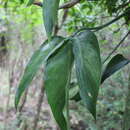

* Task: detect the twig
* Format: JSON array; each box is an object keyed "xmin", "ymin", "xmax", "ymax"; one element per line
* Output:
[
  {"xmin": 113, "ymin": 23, "xmax": 126, "ymax": 34},
  {"xmin": 72, "ymin": 9, "xmax": 130, "ymax": 36},
  {"xmin": 19, "ymin": 90, "xmax": 28, "ymax": 112},
  {"xmin": 123, "ymin": 70, "xmax": 130, "ymax": 130},
  {"xmin": 4, "ymin": 71, "xmax": 13, "ymax": 130},
  {"xmin": 54, "ymin": 24, "xmax": 59, "ymax": 35},
  {"xmin": 116, "ymin": 1, "xmax": 130, "ymax": 11},
  {"xmin": 103, "ymin": 31, "xmax": 130, "ymax": 63},
  {"xmin": 60, "ymin": 9, "xmax": 69, "ymax": 29},
  {"xmin": 54, "ymin": 9, "xmax": 69, "ymax": 35},
  {"xmin": 4, "ymin": 56, "xmax": 14, "ymax": 130},
  {"xmin": 33, "ymin": 0, "xmax": 81, "ymax": 9},
  {"xmin": 33, "ymin": 83, "xmax": 44, "ymax": 130},
  {"xmin": 33, "ymin": 2, "xmax": 42, "ymax": 7},
  {"xmin": 59, "ymin": 0, "xmax": 80, "ymax": 9}
]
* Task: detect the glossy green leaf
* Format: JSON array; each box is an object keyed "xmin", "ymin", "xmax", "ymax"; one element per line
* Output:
[
  {"xmin": 15, "ymin": 36, "xmax": 64, "ymax": 109},
  {"xmin": 101, "ymin": 54, "xmax": 130, "ymax": 83},
  {"xmin": 44, "ymin": 42, "xmax": 73, "ymax": 130},
  {"xmin": 43, "ymin": 0, "xmax": 60, "ymax": 39},
  {"xmin": 27, "ymin": 0, "xmax": 35, "ymax": 6},
  {"xmin": 72, "ymin": 30, "xmax": 102, "ymax": 119}
]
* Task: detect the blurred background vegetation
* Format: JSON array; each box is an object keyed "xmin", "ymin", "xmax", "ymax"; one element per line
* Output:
[{"xmin": 0, "ymin": 0, "xmax": 130, "ymax": 129}]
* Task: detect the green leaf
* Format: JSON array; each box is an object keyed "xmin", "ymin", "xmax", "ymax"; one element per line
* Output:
[
  {"xmin": 70, "ymin": 54, "xmax": 130, "ymax": 102},
  {"xmin": 43, "ymin": 0, "xmax": 60, "ymax": 39},
  {"xmin": 101, "ymin": 54, "xmax": 130, "ymax": 83},
  {"xmin": 44, "ymin": 42, "xmax": 73, "ymax": 130},
  {"xmin": 72, "ymin": 30, "xmax": 102, "ymax": 119},
  {"xmin": 27, "ymin": 0, "xmax": 35, "ymax": 6},
  {"xmin": 15, "ymin": 36, "xmax": 64, "ymax": 109}
]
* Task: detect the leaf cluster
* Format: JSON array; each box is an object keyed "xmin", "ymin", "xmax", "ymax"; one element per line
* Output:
[{"xmin": 13, "ymin": 0, "xmax": 130, "ymax": 129}]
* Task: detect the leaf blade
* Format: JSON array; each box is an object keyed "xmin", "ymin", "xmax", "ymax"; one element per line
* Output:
[
  {"xmin": 101, "ymin": 54, "xmax": 130, "ymax": 83},
  {"xmin": 44, "ymin": 42, "xmax": 73, "ymax": 130},
  {"xmin": 72, "ymin": 30, "xmax": 102, "ymax": 118},
  {"xmin": 70, "ymin": 54, "xmax": 130, "ymax": 102},
  {"xmin": 15, "ymin": 36, "xmax": 64, "ymax": 109},
  {"xmin": 43, "ymin": 0, "xmax": 60, "ymax": 39}
]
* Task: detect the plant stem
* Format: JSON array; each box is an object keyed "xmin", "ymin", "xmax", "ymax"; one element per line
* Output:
[
  {"xmin": 122, "ymin": 70, "xmax": 130, "ymax": 130},
  {"xmin": 33, "ymin": 83, "xmax": 44, "ymax": 130},
  {"xmin": 4, "ymin": 73, "xmax": 12, "ymax": 130},
  {"xmin": 73, "ymin": 9, "xmax": 130, "ymax": 36},
  {"xmin": 103, "ymin": 31, "xmax": 130, "ymax": 63},
  {"xmin": 33, "ymin": 0, "xmax": 81, "ymax": 9},
  {"xmin": 19, "ymin": 89, "xmax": 28, "ymax": 112}
]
